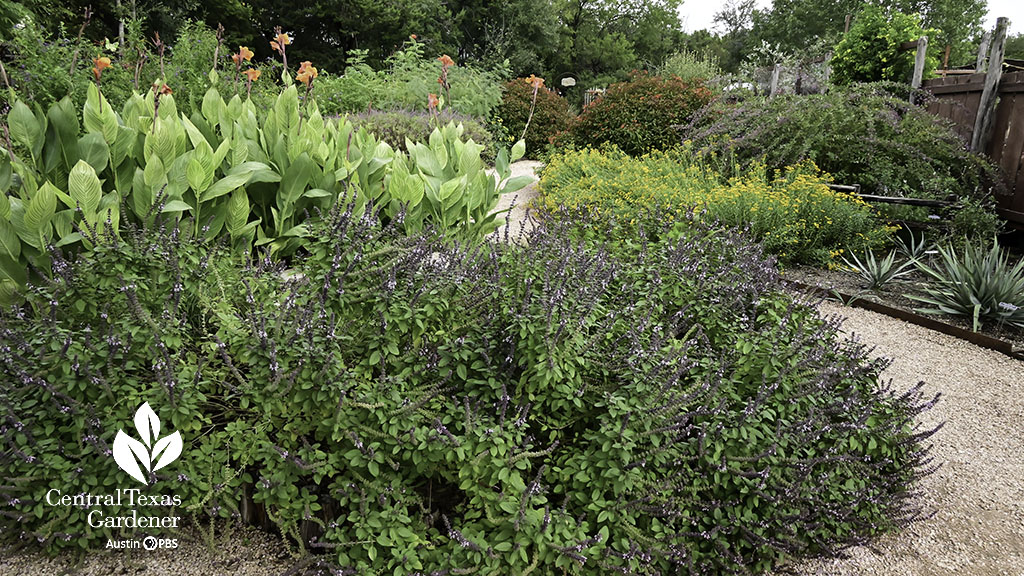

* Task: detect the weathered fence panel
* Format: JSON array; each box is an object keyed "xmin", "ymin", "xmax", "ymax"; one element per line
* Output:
[{"xmin": 923, "ymin": 69, "xmax": 1024, "ymax": 225}]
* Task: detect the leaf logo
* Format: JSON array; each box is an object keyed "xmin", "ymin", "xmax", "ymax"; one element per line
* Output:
[{"xmin": 112, "ymin": 402, "xmax": 183, "ymax": 485}]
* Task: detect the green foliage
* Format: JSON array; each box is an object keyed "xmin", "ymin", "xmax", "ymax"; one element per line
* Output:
[
  {"xmin": 750, "ymin": 0, "xmax": 984, "ymax": 64},
  {"xmin": 348, "ymin": 109, "xmax": 497, "ymax": 164},
  {"xmin": 909, "ymin": 238, "xmax": 1024, "ymax": 331},
  {"xmin": 311, "ymin": 41, "xmax": 505, "ymax": 131},
  {"xmin": 831, "ymin": 6, "xmax": 938, "ymax": 85},
  {"xmin": 538, "ymin": 146, "xmax": 889, "ymax": 266},
  {"xmin": 315, "ymin": 40, "xmax": 506, "ymax": 119},
  {"xmin": 0, "ymin": 18, "xmax": 273, "ymax": 116},
  {"xmin": 685, "ymin": 83, "xmax": 1002, "ymax": 240},
  {"xmin": 562, "ymin": 73, "xmax": 713, "ymax": 156},
  {"xmin": 496, "ymin": 79, "xmax": 574, "ymax": 160},
  {"xmin": 0, "ymin": 81, "xmax": 528, "ymax": 300},
  {"xmin": 659, "ymin": 49, "xmax": 723, "ymax": 83},
  {"xmin": 1, "ymin": 209, "xmax": 934, "ymax": 574},
  {"xmin": 1006, "ymin": 33, "xmax": 1024, "ymax": 61},
  {"xmin": 842, "ymin": 248, "xmax": 915, "ymax": 290},
  {"xmin": 893, "ymin": 226, "xmax": 934, "ymax": 261}
]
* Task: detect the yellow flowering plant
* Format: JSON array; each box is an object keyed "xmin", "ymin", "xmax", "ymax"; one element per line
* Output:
[{"xmin": 538, "ymin": 145, "xmax": 890, "ymax": 266}]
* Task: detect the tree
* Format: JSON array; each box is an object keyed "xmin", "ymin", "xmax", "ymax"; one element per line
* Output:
[
  {"xmin": 553, "ymin": 0, "xmax": 685, "ymax": 85},
  {"xmin": 441, "ymin": 0, "xmax": 560, "ymax": 76},
  {"xmin": 713, "ymin": 0, "xmax": 757, "ymax": 72},
  {"xmin": 246, "ymin": 0, "xmax": 448, "ymax": 73},
  {"xmin": 751, "ymin": 0, "xmax": 862, "ymax": 55},
  {"xmin": 893, "ymin": 0, "xmax": 986, "ymax": 67},
  {"xmin": 831, "ymin": 5, "xmax": 938, "ymax": 85},
  {"xmin": 1006, "ymin": 34, "xmax": 1024, "ymax": 60},
  {"xmin": 752, "ymin": 0, "xmax": 986, "ymax": 65}
]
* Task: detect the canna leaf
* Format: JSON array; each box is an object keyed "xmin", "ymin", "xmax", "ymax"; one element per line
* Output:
[
  {"xmin": 9, "ymin": 101, "xmax": 44, "ymax": 160},
  {"xmin": 0, "ymin": 218, "xmax": 20, "ymax": 260},
  {"xmin": 226, "ymin": 188, "xmax": 249, "ymax": 238},
  {"xmin": 82, "ymin": 83, "xmax": 119, "ymax": 144},
  {"xmin": 187, "ymin": 140, "xmax": 215, "ymax": 195},
  {"xmin": 24, "ymin": 182, "xmax": 57, "ymax": 234},
  {"xmin": 78, "ymin": 133, "xmax": 110, "ymax": 174},
  {"xmin": 510, "ymin": 139, "xmax": 526, "ymax": 163},
  {"xmin": 68, "ymin": 160, "xmax": 102, "ymax": 219}
]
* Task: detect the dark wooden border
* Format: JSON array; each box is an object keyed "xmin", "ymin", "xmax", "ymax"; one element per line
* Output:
[{"xmin": 783, "ymin": 279, "xmax": 1024, "ymax": 361}]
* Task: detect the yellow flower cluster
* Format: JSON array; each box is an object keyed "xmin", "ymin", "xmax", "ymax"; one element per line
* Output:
[{"xmin": 539, "ymin": 148, "xmax": 890, "ymax": 266}]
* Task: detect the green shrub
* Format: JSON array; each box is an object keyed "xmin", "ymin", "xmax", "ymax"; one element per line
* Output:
[
  {"xmin": 909, "ymin": 237, "xmax": 1024, "ymax": 331},
  {"xmin": 348, "ymin": 109, "xmax": 496, "ymax": 164},
  {"xmin": 496, "ymin": 78, "xmax": 574, "ymax": 159},
  {"xmin": 0, "ymin": 17, "xmax": 289, "ymax": 121},
  {"xmin": 314, "ymin": 40, "xmax": 506, "ymax": 118},
  {"xmin": 659, "ymin": 49, "xmax": 723, "ymax": 83},
  {"xmin": 832, "ymin": 6, "xmax": 939, "ymax": 85},
  {"xmin": 685, "ymin": 83, "xmax": 1002, "ymax": 240},
  {"xmin": 1, "ymin": 210, "xmax": 935, "ymax": 574},
  {"xmin": 562, "ymin": 72, "xmax": 713, "ymax": 155},
  {"xmin": 539, "ymin": 146, "xmax": 890, "ymax": 266}
]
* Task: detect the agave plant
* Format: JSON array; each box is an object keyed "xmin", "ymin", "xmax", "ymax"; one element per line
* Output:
[
  {"xmin": 893, "ymin": 226, "xmax": 934, "ymax": 261},
  {"xmin": 908, "ymin": 238, "xmax": 1024, "ymax": 331},
  {"xmin": 842, "ymin": 248, "xmax": 915, "ymax": 290}
]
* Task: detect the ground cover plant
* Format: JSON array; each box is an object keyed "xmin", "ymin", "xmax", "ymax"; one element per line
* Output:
[
  {"xmin": 0, "ymin": 207, "xmax": 936, "ymax": 574},
  {"xmin": 538, "ymin": 146, "xmax": 890, "ymax": 266},
  {"xmin": 683, "ymin": 82, "xmax": 1002, "ymax": 240}
]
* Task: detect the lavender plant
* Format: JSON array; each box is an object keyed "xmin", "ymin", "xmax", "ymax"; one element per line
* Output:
[{"xmin": 1, "ymin": 209, "xmax": 937, "ymax": 574}]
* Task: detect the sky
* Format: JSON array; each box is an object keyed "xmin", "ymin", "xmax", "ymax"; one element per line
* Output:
[{"xmin": 680, "ymin": 0, "xmax": 1024, "ymax": 35}]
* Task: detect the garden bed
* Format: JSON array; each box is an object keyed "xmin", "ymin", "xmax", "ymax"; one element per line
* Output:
[{"xmin": 781, "ymin": 265, "xmax": 1024, "ymax": 359}]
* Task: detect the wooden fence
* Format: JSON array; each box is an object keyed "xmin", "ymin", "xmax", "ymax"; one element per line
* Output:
[{"xmin": 923, "ymin": 70, "xmax": 1024, "ymax": 225}]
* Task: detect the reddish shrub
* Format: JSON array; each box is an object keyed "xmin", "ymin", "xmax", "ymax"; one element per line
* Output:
[
  {"xmin": 496, "ymin": 78, "xmax": 574, "ymax": 159},
  {"xmin": 566, "ymin": 72, "xmax": 713, "ymax": 155}
]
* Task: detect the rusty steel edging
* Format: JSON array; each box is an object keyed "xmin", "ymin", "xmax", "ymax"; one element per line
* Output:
[{"xmin": 783, "ymin": 279, "xmax": 1024, "ymax": 361}]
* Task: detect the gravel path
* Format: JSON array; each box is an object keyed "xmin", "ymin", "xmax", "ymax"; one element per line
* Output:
[
  {"xmin": 0, "ymin": 522, "xmax": 299, "ymax": 575},
  {"xmin": 790, "ymin": 300, "xmax": 1024, "ymax": 576},
  {"xmin": 490, "ymin": 160, "xmax": 543, "ymax": 240}
]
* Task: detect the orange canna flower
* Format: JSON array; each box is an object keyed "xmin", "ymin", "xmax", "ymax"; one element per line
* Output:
[
  {"xmin": 428, "ymin": 93, "xmax": 439, "ymax": 109},
  {"xmin": 245, "ymin": 68, "xmax": 261, "ymax": 82},
  {"xmin": 92, "ymin": 55, "xmax": 111, "ymax": 81},
  {"xmin": 526, "ymin": 74, "xmax": 544, "ymax": 90},
  {"xmin": 437, "ymin": 54, "xmax": 455, "ymax": 68},
  {"xmin": 239, "ymin": 46, "xmax": 254, "ymax": 61},
  {"xmin": 232, "ymin": 53, "xmax": 241, "ymax": 64},
  {"xmin": 275, "ymin": 32, "xmax": 291, "ymax": 47},
  {"xmin": 270, "ymin": 40, "xmax": 280, "ymax": 52},
  {"xmin": 153, "ymin": 83, "xmax": 172, "ymax": 96},
  {"xmin": 296, "ymin": 61, "xmax": 318, "ymax": 85}
]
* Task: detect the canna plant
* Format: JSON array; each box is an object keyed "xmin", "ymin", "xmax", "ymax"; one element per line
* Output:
[{"xmin": 0, "ymin": 54, "xmax": 529, "ymax": 300}]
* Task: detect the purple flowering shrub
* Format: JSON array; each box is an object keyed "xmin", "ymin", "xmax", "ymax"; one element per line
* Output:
[
  {"xmin": 682, "ymin": 82, "xmax": 1002, "ymax": 239},
  {"xmin": 1, "ymin": 208, "xmax": 937, "ymax": 574}
]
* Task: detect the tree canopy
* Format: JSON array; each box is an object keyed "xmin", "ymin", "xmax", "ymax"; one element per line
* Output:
[{"xmin": 1, "ymin": 0, "xmax": 994, "ymax": 86}]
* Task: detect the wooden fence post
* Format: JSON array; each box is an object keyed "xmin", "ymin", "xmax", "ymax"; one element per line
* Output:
[
  {"xmin": 911, "ymin": 36, "xmax": 928, "ymax": 89},
  {"xmin": 976, "ymin": 31, "xmax": 992, "ymax": 72},
  {"xmin": 971, "ymin": 17, "xmax": 1008, "ymax": 153},
  {"xmin": 769, "ymin": 63, "xmax": 781, "ymax": 96}
]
